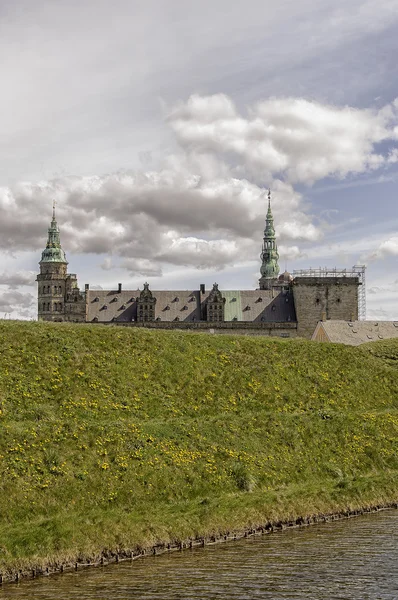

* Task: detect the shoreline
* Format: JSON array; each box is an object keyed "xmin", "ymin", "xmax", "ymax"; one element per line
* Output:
[{"xmin": 2, "ymin": 501, "xmax": 397, "ymax": 587}]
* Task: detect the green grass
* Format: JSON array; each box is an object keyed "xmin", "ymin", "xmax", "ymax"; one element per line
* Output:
[{"xmin": 0, "ymin": 320, "xmax": 397, "ymax": 574}]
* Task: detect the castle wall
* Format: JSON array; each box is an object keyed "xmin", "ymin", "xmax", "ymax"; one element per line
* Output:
[
  {"xmin": 293, "ymin": 277, "xmax": 359, "ymax": 338},
  {"xmin": 37, "ymin": 264, "xmax": 68, "ymax": 322},
  {"xmin": 97, "ymin": 320, "xmax": 298, "ymax": 338}
]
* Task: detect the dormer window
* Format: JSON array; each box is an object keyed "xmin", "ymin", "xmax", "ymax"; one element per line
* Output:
[
  {"xmin": 173, "ymin": 297, "xmax": 179, "ymax": 302},
  {"xmin": 94, "ymin": 296, "xmax": 99, "ymax": 302},
  {"xmin": 182, "ymin": 305, "xmax": 188, "ymax": 311}
]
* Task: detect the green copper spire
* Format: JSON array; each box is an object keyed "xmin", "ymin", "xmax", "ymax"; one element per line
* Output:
[
  {"xmin": 40, "ymin": 202, "xmax": 68, "ymax": 264},
  {"xmin": 259, "ymin": 190, "xmax": 279, "ymax": 288}
]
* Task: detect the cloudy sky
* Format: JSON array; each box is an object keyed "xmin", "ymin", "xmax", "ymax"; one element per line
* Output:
[{"xmin": 1, "ymin": 0, "xmax": 398, "ymax": 320}]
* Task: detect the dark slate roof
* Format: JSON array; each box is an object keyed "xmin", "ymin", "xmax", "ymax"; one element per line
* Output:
[{"xmin": 86, "ymin": 288, "xmax": 296, "ymax": 323}]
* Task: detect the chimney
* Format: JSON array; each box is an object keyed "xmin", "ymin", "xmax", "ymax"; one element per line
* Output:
[
  {"xmin": 321, "ymin": 311, "xmax": 326, "ymax": 321},
  {"xmin": 85, "ymin": 283, "xmax": 89, "ymax": 291},
  {"xmin": 200, "ymin": 283, "xmax": 205, "ymax": 294},
  {"xmin": 118, "ymin": 283, "xmax": 122, "ymax": 293}
]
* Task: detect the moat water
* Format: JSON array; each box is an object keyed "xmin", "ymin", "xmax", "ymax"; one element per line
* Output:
[{"xmin": 1, "ymin": 510, "xmax": 397, "ymax": 599}]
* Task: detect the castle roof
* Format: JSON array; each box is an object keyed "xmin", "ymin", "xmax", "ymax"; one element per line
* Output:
[
  {"xmin": 312, "ymin": 320, "xmax": 398, "ymax": 346},
  {"xmin": 39, "ymin": 204, "xmax": 68, "ymax": 264},
  {"xmin": 86, "ymin": 288, "xmax": 296, "ymax": 324}
]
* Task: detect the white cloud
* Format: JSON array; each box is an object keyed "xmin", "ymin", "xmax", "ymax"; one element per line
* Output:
[
  {"xmin": 378, "ymin": 236, "xmax": 398, "ymax": 256},
  {"xmin": 0, "ymin": 270, "xmax": 36, "ymax": 288},
  {"xmin": 0, "ymin": 169, "xmax": 319, "ymax": 266},
  {"xmin": 169, "ymin": 94, "xmax": 398, "ymax": 184},
  {"xmin": 366, "ymin": 235, "xmax": 398, "ymax": 261},
  {"xmin": 0, "ymin": 290, "xmax": 35, "ymax": 316}
]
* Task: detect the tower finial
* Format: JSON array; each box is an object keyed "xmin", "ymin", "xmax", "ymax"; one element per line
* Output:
[
  {"xmin": 267, "ymin": 189, "xmax": 271, "ymax": 210},
  {"xmin": 52, "ymin": 200, "xmax": 56, "ymax": 220}
]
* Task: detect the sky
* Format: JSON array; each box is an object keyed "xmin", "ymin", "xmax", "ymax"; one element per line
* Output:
[{"xmin": 0, "ymin": 0, "xmax": 397, "ymax": 320}]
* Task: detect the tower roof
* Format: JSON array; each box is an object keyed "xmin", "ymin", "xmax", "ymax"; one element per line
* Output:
[
  {"xmin": 39, "ymin": 202, "xmax": 68, "ymax": 264},
  {"xmin": 259, "ymin": 190, "xmax": 280, "ymax": 287}
]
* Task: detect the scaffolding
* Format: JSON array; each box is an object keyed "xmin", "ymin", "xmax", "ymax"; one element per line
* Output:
[{"xmin": 292, "ymin": 265, "xmax": 366, "ymax": 321}]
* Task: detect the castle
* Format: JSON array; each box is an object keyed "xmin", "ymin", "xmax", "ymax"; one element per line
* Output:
[{"xmin": 36, "ymin": 193, "xmax": 361, "ymax": 339}]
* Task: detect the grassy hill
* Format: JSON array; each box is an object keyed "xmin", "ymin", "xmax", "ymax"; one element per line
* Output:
[{"xmin": 0, "ymin": 321, "xmax": 397, "ymax": 575}]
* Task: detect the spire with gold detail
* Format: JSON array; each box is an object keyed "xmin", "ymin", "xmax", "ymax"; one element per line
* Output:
[
  {"xmin": 259, "ymin": 190, "xmax": 279, "ymax": 289},
  {"xmin": 39, "ymin": 202, "xmax": 68, "ymax": 264}
]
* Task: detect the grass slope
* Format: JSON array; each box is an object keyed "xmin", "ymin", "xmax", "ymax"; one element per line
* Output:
[{"xmin": 0, "ymin": 321, "xmax": 397, "ymax": 573}]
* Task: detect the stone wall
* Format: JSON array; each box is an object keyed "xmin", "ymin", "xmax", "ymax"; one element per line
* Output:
[
  {"xmin": 96, "ymin": 320, "xmax": 298, "ymax": 338},
  {"xmin": 293, "ymin": 277, "xmax": 359, "ymax": 338}
]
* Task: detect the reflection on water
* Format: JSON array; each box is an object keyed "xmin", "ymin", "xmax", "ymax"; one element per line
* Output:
[{"xmin": 1, "ymin": 511, "xmax": 397, "ymax": 599}]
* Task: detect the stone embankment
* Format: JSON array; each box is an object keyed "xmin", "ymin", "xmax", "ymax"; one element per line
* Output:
[{"xmin": 2, "ymin": 503, "xmax": 397, "ymax": 586}]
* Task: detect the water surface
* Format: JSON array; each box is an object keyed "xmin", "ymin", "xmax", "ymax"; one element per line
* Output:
[{"xmin": 1, "ymin": 510, "xmax": 397, "ymax": 599}]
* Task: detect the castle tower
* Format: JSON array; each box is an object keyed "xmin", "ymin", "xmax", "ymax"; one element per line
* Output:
[
  {"xmin": 259, "ymin": 190, "xmax": 280, "ymax": 289},
  {"xmin": 36, "ymin": 204, "xmax": 68, "ymax": 321}
]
